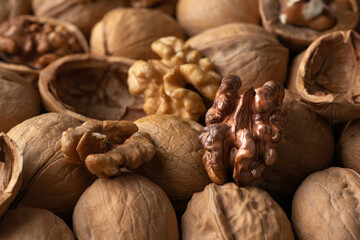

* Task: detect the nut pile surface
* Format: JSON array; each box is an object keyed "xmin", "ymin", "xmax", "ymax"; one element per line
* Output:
[{"xmin": 0, "ymin": 1, "xmax": 359, "ymax": 240}]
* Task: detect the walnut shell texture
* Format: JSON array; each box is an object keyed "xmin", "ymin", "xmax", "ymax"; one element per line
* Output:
[
  {"xmin": 0, "ymin": 133, "xmax": 22, "ymax": 218},
  {"xmin": 134, "ymin": 114, "xmax": 211, "ymax": 202},
  {"xmin": 288, "ymin": 30, "xmax": 360, "ymax": 121},
  {"xmin": 0, "ymin": 207, "xmax": 74, "ymax": 240},
  {"xmin": 0, "ymin": 68, "xmax": 40, "ymax": 132},
  {"xmin": 73, "ymin": 173, "xmax": 179, "ymax": 240},
  {"xmin": 182, "ymin": 183, "xmax": 295, "ymax": 240},
  {"xmin": 90, "ymin": 8, "xmax": 184, "ymax": 60},
  {"xmin": 7, "ymin": 113, "xmax": 97, "ymax": 222},
  {"xmin": 39, "ymin": 54, "xmax": 145, "ymax": 122},
  {"xmin": 292, "ymin": 167, "xmax": 360, "ymax": 240},
  {"xmin": 176, "ymin": 0, "xmax": 260, "ymax": 36},
  {"xmin": 187, "ymin": 23, "xmax": 289, "ymax": 93}
]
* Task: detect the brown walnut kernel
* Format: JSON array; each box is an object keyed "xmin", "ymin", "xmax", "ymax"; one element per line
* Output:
[
  {"xmin": 128, "ymin": 36, "xmax": 221, "ymax": 121},
  {"xmin": 61, "ymin": 120, "xmax": 156, "ymax": 178},
  {"xmin": 200, "ymin": 75, "xmax": 287, "ymax": 186},
  {"xmin": 0, "ymin": 16, "xmax": 88, "ymax": 69}
]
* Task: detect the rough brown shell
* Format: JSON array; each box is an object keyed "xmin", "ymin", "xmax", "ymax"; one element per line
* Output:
[
  {"xmin": 90, "ymin": 8, "xmax": 184, "ymax": 60},
  {"xmin": 0, "ymin": 68, "xmax": 40, "ymax": 132},
  {"xmin": 0, "ymin": 207, "xmax": 74, "ymax": 240},
  {"xmin": 38, "ymin": 54, "xmax": 145, "ymax": 122},
  {"xmin": 0, "ymin": 133, "xmax": 22, "ymax": 218},
  {"xmin": 73, "ymin": 173, "xmax": 179, "ymax": 240},
  {"xmin": 182, "ymin": 183, "xmax": 295, "ymax": 240},
  {"xmin": 292, "ymin": 167, "xmax": 360, "ymax": 240},
  {"xmin": 187, "ymin": 23, "xmax": 289, "ymax": 93},
  {"xmin": 288, "ymin": 30, "xmax": 360, "ymax": 121},
  {"xmin": 7, "ymin": 113, "xmax": 97, "ymax": 222},
  {"xmin": 260, "ymin": 0, "xmax": 359, "ymax": 51},
  {"xmin": 176, "ymin": 0, "xmax": 260, "ymax": 36},
  {"xmin": 0, "ymin": 0, "xmax": 31, "ymax": 24}
]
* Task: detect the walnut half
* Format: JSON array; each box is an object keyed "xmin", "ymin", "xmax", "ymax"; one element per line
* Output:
[
  {"xmin": 61, "ymin": 120, "xmax": 156, "ymax": 178},
  {"xmin": 200, "ymin": 75, "xmax": 287, "ymax": 186}
]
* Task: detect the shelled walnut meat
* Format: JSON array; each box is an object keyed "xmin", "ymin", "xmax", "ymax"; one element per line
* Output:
[
  {"xmin": 260, "ymin": 0, "xmax": 359, "ymax": 51},
  {"xmin": 7, "ymin": 113, "xmax": 97, "ymax": 222},
  {"xmin": 0, "ymin": 68, "xmax": 40, "ymax": 132},
  {"xmin": 288, "ymin": 30, "xmax": 360, "ymax": 121},
  {"xmin": 38, "ymin": 54, "xmax": 145, "ymax": 122},
  {"xmin": 128, "ymin": 36, "xmax": 220, "ymax": 121},
  {"xmin": 61, "ymin": 119, "xmax": 156, "ymax": 178},
  {"xmin": 90, "ymin": 8, "xmax": 184, "ymax": 60},
  {"xmin": 31, "ymin": 0, "xmax": 128, "ymax": 38},
  {"xmin": 201, "ymin": 75, "xmax": 287, "ymax": 186},
  {"xmin": 187, "ymin": 23, "xmax": 289, "ymax": 93},
  {"xmin": 292, "ymin": 167, "xmax": 360, "ymax": 240},
  {"xmin": 73, "ymin": 173, "xmax": 179, "ymax": 240},
  {"xmin": 337, "ymin": 119, "xmax": 360, "ymax": 174},
  {"xmin": 0, "ymin": 133, "xmax": 22, "ymax": 218},
  {"xmin": 177, "ymin": 0, "xmax": 260, "ymax": 36},
  {"xmin": 182, "ymin": 183, "xmax": 295, "ymax": 240},
  {"xmin": 134, "ymin": 114, "xmax": 211, "ymax": 212},
  {"xmin": 0, "ymin": 207, "xmax": 74, "ymax": 240},
  {"xmin": 0, "ymin": 15, "xmax": 89, "ymax": 86}
]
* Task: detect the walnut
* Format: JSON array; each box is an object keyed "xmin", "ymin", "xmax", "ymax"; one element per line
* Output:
[
  {"xmin": 337, "ymin": 119, "xmax": 360, "ymax": 174},
  {"xmin": 182, "ymin": 183, "xmax": 295, "ymax": 240},
  {"xmin": 31, "ymin": 0, "xmax": 128, "ymax": 38},
  {"xmin": 0, "ymin": 15, "xmax": 89, "ymax": 87},
  {"xmin": 61, "ymin": 120, "xmax": 156, "ymax": 178},
  {"xmin": 292, "ymin": 167, "xmax": 360, "ymax": 240},
  {"xmin": 90, "ymin": 8, "xmax": 184, "ymax": 60},
  {"xmin": 0, "ymin": 68, "xmax": 40, "ymax": 132},
  {"xmin": 130, "ymin": 0, "xmax": 177, "ymax": 15},
  {"xmin": 134, "ymin": 114, "xmax": 211, "ymax": 213},
  {"xmin": 288, "ymin": 30, "xmax": 360, "ymax": 121},
  {"xmin": 187, "ymin": 23, "xmax": 289, "ymax": 93},
  {"xmin": 0, "ymin": 0, "xmax": 31, "ymax": 24},
  {"xmin": 0, "ymin": 133, "xmax": 22, "ymax": 218},
  {"xmin": 38, "ymin": 54, "xmax": 145, "ymax": 122},
  {"xmin": 260, "ymin": 0, "xmax": 359, "ymax": 51},
  {"xmin": 73, "ymin": 173, "xmax": 179, "ymax": 240},
  {"xmin": 200, "ymin": 75, "xmax": 287, "ymax": 186},
  {"xmin": 0, "ymin": 207, "xmax": 75, "ymax": 240},
  {"xmin": 128, "ymin": 36, "xmax": 220, "ymax": 121},
  {"xmin": 7, "ymin": 113, "xmax": 97, "ymax": 223},
  {"xmin": 177, "ymin": 0, "xmax": 260, "ymax": 36}
]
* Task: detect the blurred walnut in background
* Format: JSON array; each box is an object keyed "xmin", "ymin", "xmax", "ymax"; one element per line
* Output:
[{"xmin": 0, "ymin": 0, "xmax": 31, "ymax": 24}]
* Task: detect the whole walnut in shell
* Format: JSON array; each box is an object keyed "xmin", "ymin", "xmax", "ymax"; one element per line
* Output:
[
  {"xmin": 7, "ymin": 113, "xmax": 97, "ymax": 222},
  {"xmin": 288, "ymin": 30, "xmax": 360, "ymax": 121},
  {"xmin": 182, "ymin": 183, "xmax": 295, "ymax": 240},
  {"xmin": 90, "ymin": 8, "xmax": 184, "ymax": 60},
  {"xmin": 292, "ymin": 167, "xmax": 360, "ymax": 240},
  {"xmin": 0, "ymin": 0, "xmax": 31, "ymax": 23},
  {"xmin": 73, "ymin": 173, "xmax": 179, "ymax": 240},
  {"xmin": 260, "ymin": 0, "xmax": 359, "ymax": 51},
  {"xmin": 337, "ymin": 119, "xmax": 360, "ymax": 174},
  {"xmin": 0, "ymin": 207, "xmax": 74, "ymax": 240},
  {"xmin": 0, "ymin": 133, "xmax": 22, "ymax": 218},
  {"xmin": 130, "ymin": 0, "xmax": 177, "ymax": 15},
  {"xmin": 39, "ymin": 54, "xmax": 145, "ymax": 122},
  {"xmin": 187, "ymin": 23, "xmax": 289, "ymax": 93},
  {"xmin": 0, "ymin": 69, "xmax": 40, "ymax": 132},
  {"xmin": 177, "ymin": 0, "xmax": 260, "ymax": 36},
  {"xmin": 0, "ymin": 15, "xmax": 89, "ymax": 86},
  {"xmin": 31, "ymin": 0, "xmax": 128, "ymax": 38},
  {"xmin": 134, "ymin": 114, "xmax": 210, "ymax": 210}
]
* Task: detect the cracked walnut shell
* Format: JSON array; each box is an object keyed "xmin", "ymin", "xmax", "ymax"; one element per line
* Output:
[
  {"xmin": 0, "ymin": 207, "xmax": 74, "ymax": 240},
  {"xmin": 182, "ymin": 183, "xmax": 295, "ymax": 240},
  {"xmin": 7, "ymin": 113, "xmax": 97, "ymax": 222},
  {"xmin": 73, "ymin": 173, "xmax": 179, "ymax": 240},
  {"xmin": 38, "ymin": 54, "xmax": 145, "ymax": 122},
  {"xmin": 61, "ymin": 120, "xmax": 156, "ymax": 178},
  {"xmin": 90, "ymin": 8, "xmax": 184, "ymax": 60},
  {"xmin": 0, "ymin": 133, "xmax": 22, "ymax": 218},
  {"xmin": 292, "ymin": 167, "xmax": 360, "ymax": 240},
  {"xmin": 128, "ymin": 36, "xmax": 220, "ymax": 121}
]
